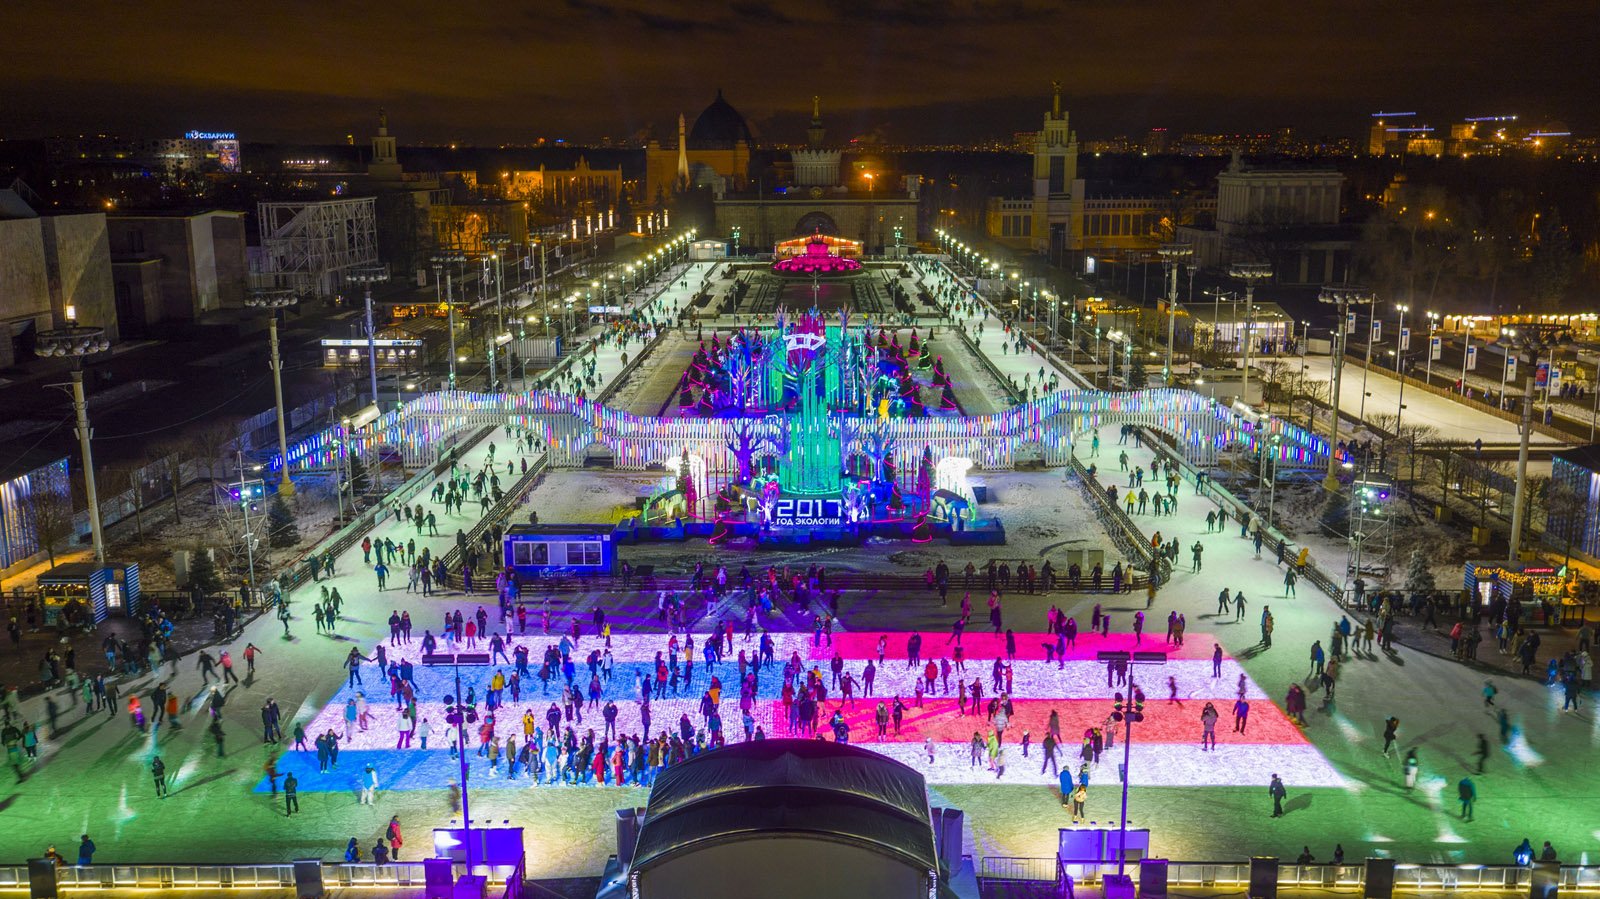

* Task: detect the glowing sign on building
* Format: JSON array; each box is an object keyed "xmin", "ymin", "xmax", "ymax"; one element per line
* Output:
[{"xmin": 186, "ymin": 131, "xmax": 241, "ymax": 172}]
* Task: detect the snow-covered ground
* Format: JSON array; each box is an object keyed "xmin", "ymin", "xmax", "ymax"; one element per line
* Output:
[{"xmin": 1300, "ymin": 353, "xmax": 1559, "ymax": 445}]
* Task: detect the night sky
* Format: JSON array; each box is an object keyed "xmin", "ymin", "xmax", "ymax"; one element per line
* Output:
[{"xmin": 6, "ymin": 0, "xmax": 1596, "ymax": 145}]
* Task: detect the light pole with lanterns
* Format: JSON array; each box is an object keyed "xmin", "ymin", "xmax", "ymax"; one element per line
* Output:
[
  {"xmin": 346, "ymin": 264, "xmax": 390, "ymax": 408},
  {"xmin": 244, "ymin": 289, "xmax": 300, "ymax": 495},
  {"xmin": 1097, "ymin": 650, "xmax": 1167, "ymax": 884},
  {"xmin": 1158, "ymin": 243, "xmax": 1192, "ymax": 385},
  {"xmin": 1229, "ymin": 262, "xmax": 1271, "ymax": 407},
  {"xmin": 1394, "ymin": 303, "xmax": 1410, "ymax": 434},
  {"xmin": 38, "ymin": 320, "xmax": 112, "ymax": 562},
  {"xmin": 1424, "ymin": 310, "xmax": 1440, "ymax": 387},
  {"xmin": 1501, "ymin": 324, "xmax": 1569, "ymax": 561},
  {"xmin": 1317, "ymin": 286, "xmax": 1373, "ymax": 491},
  {"xmin": 431, "ymin": 251, "xmax": 468, "ymax": 389}
]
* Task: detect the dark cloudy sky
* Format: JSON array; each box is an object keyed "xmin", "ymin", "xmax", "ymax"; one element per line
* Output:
[{"xmin": 5, "ymin": 0, "xmax": 1595, "ymax": 145}]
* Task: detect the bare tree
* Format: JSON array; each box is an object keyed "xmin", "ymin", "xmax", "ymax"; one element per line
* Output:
[
  {"xmin": 98, "ymin": 463, "xmax": 145, "ymax": 539},
  {"xmin": 149, "ymin": 443, "xmax": 186, "ymax": 525},
  {"xmin": 1540, "ymin": 476, "xmax": 1589, "ymax": 569},
  {"xmin": 186, "ymin": 418, "xmax": 241, "ymax": 488},
  {"xmin": 27, "ymin": 486, "xmax": 75, "ymax": 570}
]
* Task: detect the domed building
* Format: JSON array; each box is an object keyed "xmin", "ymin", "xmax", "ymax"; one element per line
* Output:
[
  {"xmin": 687, "ymin": 89, "xmax": 755, "ymax": 150},
  {"xmin": 643, "ymin": 90, "xmax": 754, "ymax": 203}
]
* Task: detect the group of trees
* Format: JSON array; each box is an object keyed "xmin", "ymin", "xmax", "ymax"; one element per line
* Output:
[
  {"xmin": 1355, "ymin": 183, "xmax": 1588, "ymax": 315},
  {"xmin": 27, "ymin": 416, "xmax": 309, "ymax": 586}
]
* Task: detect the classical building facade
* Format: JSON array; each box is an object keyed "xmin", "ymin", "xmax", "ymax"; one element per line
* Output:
[
  {"xmin": 707, "ymin": 96, "xmax": 918, "ymax": 252},
  {"xmin": 986, "ymin": 88, "xmax": 1212, "ymax": 259},
  {"xmin": 1177, "ymin": 152, "xmax": 1355, "ymax": 284}
]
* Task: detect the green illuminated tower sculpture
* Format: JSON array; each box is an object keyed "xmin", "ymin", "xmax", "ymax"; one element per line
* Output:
[{"xmin": 771, "ymin": 314, "xmax": 843, "ymax": 495}]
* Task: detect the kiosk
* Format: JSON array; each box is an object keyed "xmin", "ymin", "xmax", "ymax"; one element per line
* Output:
[
  {"xmin": 37, "ymin": 562, "xmax": 140, "ymax": 626},
  {"xmin": 503, "ymin": 524, "xmax": 617, "ymax": 578}
]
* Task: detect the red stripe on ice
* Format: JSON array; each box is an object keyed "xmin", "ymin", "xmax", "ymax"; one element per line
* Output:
[
  {"xmin": 815, "ymin": 631, "xmax": 1221, "ymax": 662},
  {"xmin": 768, "ymin": 698, "xmax": 1308, "ymax": 746}
]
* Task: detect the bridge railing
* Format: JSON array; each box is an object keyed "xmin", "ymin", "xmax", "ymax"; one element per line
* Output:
[{"xmin": 1065, "ymin": 454, "xmax": 1155, "ymax": 576}]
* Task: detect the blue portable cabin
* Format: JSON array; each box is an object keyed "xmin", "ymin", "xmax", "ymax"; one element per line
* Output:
[
  {"xmin": 503, "ymin": 524, "xmax": 618, "ymax": 578},
  {"xmin": 37, "ymin": 561, "xmax": 141, "ymax": 626}
]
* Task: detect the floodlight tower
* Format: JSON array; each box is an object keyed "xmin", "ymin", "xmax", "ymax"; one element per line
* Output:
[
  {"xmin": 346, "ymin": 263, "xmax": 391, "ymax": 408},
  {"xmin": 38, "ymin": 319, "xmax": 112, "ymax": 561},
  {"xmin": 1500, "ymin": 324, "xmax": 1569, "ymax": 561},
  {"xmin": 1316, "ymin": 286, "xmax": 1373, "ymax": 491},
  {"xmin": 1229, "ymin": 262, "xmax": 1272, "ymax": 406},
  {"xmin": 1158, "ymin": 243, "xmax": 1192, "ymax": 386},
  {"xmin": 245, "ymin": 289, "xmax": 300, "ymax": 495}
]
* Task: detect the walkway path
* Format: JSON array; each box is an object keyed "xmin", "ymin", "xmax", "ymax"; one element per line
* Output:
[{"xmin": 1299, "ymin": 354, "xmax": 1559, "ymax": 445}]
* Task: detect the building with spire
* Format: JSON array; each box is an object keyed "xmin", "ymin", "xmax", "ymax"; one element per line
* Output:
[
  {"xmin": 791, "ymin": 95, "xmax": 842, "ymax": 188},
  {"xmin": 986, "ymin": 86, "xmax": 1214, "ymax": 265}
]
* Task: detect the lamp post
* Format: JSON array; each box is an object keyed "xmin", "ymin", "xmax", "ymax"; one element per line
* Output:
[
  {"xmin": 1424, "ymin": 311, "xmax": 1439, "ymax": 387},
  {"xmin": 487, "ymin": 233, "xmax": 512, "ymax": 390},
  {"xmin": 1259, "ymin": 432, "xmax": 1285, "ymax": 529},
  {"xmin": 1357, "ymin": 292, "xmax": 1378, "ymax": 423},
  {"xmin": 1317, "ymin": 286, "xmax": 1373, "ymax": 491},
  {"xmin": 1202, "ymin": 288, "xmax": 1232, "ymax": 356},
  {"xmin": 1394, "ymin": 304, "xmax": 1410, "ymax": 435},
  {"xmin": 38, "ymin": 323, "xmax": 112, "ymax": 562},
  {"xmin": 1229, "ymin": 263, "xmax": 1271, "ymax": 407},
  {"xmin": 245, "ymin": 289, "xmax": 300, "ymax": 495},
  {"xmin": 1158, "ymin": 243, "xmax": 1192, "ymax": 386},
  {"xmin": 1500, "ymin": 324, "xmax": 1569, "ymax": 562},
  {"xmin": 1097, "ymin": 650, "xmax": 1168, "ymax": 882},
  {"xmin": 346, "ymin": 264, "xmax": 391, "ymax": 408},
  {"xmin": 432, "ymin": 252, "xmax": 468, "ymax": 389}
]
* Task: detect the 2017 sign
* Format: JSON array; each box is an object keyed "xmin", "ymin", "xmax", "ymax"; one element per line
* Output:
[{"xmin": 770, "ymin": 497, "xmax": 845, "ymax": 528}]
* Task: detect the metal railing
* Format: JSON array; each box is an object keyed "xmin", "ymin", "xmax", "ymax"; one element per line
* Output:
[
  {"xmin": 0, "ymin": 860, "xmax": 526, "ymax": 892},
  {"xmin": 1066, "ymin": 455, "xmax": 1154, "ymax": 573},
  {"xmin": 974, "ymin": 860, "xmax": 1600, "ymax": 893},
  {"xmin": 979, "ymin": 856, "xmax": 1060, "ymax": 883},
  {"xmin": 277, "ymin": 425, "xmax": 493, "ymax": 598}
]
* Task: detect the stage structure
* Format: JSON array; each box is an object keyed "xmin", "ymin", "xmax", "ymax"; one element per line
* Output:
[{"xmin": 253, "ymin": 197, "xmax": 379, "ymax": 298}]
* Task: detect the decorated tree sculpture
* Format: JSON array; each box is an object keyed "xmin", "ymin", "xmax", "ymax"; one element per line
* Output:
[
  {"xmin": 858, "ymin": 425, "xmax": 898, "ymax": 485},
  {"xmin": 939, "ymin": 382, "xmax": 959, "ymax": 411},
  {"xmin": 914, "ymin": 447, "xmax": 933, "ymax": 503},
  {"xmin": 676, "ymin": 451, "xmax": 699, "ymax": 518},
  {"xmin": 725, "ymin": 419, "xmax": 768, "ymax": 484}
]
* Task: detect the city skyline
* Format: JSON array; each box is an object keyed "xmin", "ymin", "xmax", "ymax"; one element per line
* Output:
[{"xmin": 5, "ymin": 0, "xmax": 1597, "ymax": 145}]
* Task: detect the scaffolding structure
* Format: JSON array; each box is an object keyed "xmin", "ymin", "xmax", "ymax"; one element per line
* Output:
[
  {"xmin": 254, "ymin": 197, "xmax": 378, "ymax": 297},
  {"xmin": 1347, "ymin": 475, "xmax": 1395, "ymax": 581}
]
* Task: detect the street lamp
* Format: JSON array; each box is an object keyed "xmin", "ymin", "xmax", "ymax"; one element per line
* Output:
[
  {"xmin": 1317, "ymin": 286, "xmax": 1374, "ymax": 491},
  {"xmin": 1259, "ymin": 432, "xmax": 1285, "ymax": 529},
  {"xmin": 1229, "ymin": 263, "xmax": 1272, "ymax": 407},
  {"xmin": 346, "ymin": 264, "xmax": 391, "ymax": 408},
  {"xmin": 1097, "ymin": 650, "xmax": 1167, "ymax": 885},
  {"xmin": 432, "ymin": 251, "xmax": 469, "ymax": 388},
  {"xmin": 1500, "ymin": 324, "xmax": 1570, "ymax": 561},
  {"xmin": 1424, "ymin": 311, "xmax": 1440, "ymax": 387},
  {"xmin": 1394, "ymin": 303, "xmax": 1410, "ymax": 434},
  {"xmin": 38, "ymin": 322, "xmax": 112, "ymax": 562},
  {"xmin": 245, "ymin": 289, "xmax": 300, "ymax": 495},
  {"xmin": 1158, "ymin": 243, "xmax": 1192, "ymax": 385}
]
